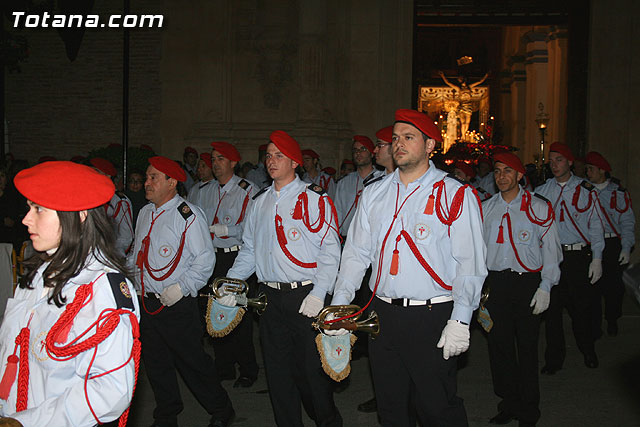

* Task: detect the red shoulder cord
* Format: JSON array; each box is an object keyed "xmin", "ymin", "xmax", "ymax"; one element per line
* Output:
[
  {"xmin": 113, "ymin": 200, "xmax": 134, "ymax": 236},
  {"xmin": 0, "ymin": 313, "xmax": 33, "ymax": 411},
  {"xmin": 211, "ymin": 188, "xmax": 251, "ymax": 240},
  {"xmin": 45, "ymin": 275, "xmax": 141, "ymax": 426},
  {"xmin": 610, "ymin": 189, "xmax": 631, "ymax": 213},
  {"xmin": 595, "ymin": 193, "xmax": 621, "ymax": 238},
  {"xmin": 136, "ymin": 210, "xmax": 194, "ymax": 315},
  {"xmin": 319, "ymin": 175, "xmax": 331, "ymax": 191},
  {"xmin": 274, "ymin": 191, "xmax": 340, "ymax": 268},
  {"xmin": 559, "ymin": 200, "xmax": 591, "ymax": 245},
  {"xmin": 572, "ymin": 185, "xmax": 593, "ymax": 213},
  {"xmin": 426, "ymin": 180, "xmax": 483, "ymax": 234}
]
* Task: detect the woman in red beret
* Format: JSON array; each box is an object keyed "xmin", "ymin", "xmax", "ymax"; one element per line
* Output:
[{"xmin": 0, "ymin": 161, "xmax": 140, "ymax": 426}]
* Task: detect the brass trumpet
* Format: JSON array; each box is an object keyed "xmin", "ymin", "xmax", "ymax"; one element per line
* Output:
[
  {"xmin": 312, "ymin": 304, "xmax": 380, "ymax": 338},
  {"xmin": 200, "ymin": 277, "xmax": 268, "ymax": 315}
]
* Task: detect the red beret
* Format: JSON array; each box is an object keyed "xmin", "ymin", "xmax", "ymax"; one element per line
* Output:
[
  {"xmin": 493, "ymin": 152, "xmax": 526, "ymax": 174},
  {"xmin": 353, "ymin": 135, "xmax": 375, "ymax": 154},
  {"xmin": 269, "ymin": 130, "xmax": 303, "ymax": 165},
  {"xmin": 454, "ymin": 161, "xmax": 476, "ymax": 179},
  {"xmin": 394, "ymin": 109, "xmax": 443, "ymax": 142},
  {"xmin": 90, "ymin": 157, "xmax": 117, "ymax": 177},
  {"xmin": 301, "ymin": 149, "xmax": 320, "ymax": 159},
  {"xmin": 549, "ymin": 142, "xmax": 574, "ymax": 162},
  {"xmin": 200, "ymin": 153, "xmax": 212, "ymax": 169},
  {"xmin": 148, "ymin": 156, "xmax": 187, "ymax": 182},
  {"xmin": 322, "ymin": 167, "xmax": 336, "ymax": 175},
  {"xmin": 258, "ymin": 144, "xmax": 268, "ymax": 151},
  {"xmin": 184, "ymin": 146, "xmax": 197, "ymax": 155},
  {"xmin": 210, "ymin": 141, "xmax": 241, "ymax": 162},
  {"xmin": 14, "ymin": 161, "xmax": 115, "ymax": 211},
  {"xmin": 585, "ymin": 151, "xmax": 611, "ymax": 172},
  {"xmin": 375, "ymin": 126, "xmax": 394, "ymax": 143}
]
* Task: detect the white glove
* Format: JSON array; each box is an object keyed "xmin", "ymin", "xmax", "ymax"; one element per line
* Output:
[
  {"xmin": 159, "ymin": 283, "xmax": 183, "ymax": 307},
  {"xmin": 323, "ymin": 312, "xmax": 349, "ymax": 336},
  {"xmin": 619, "ymin": 251, "xmax": 630, "ymax": 265},
  {"xmin": 217, "ymin": 294, "xmax": 237, "ymax": 307},
  {"xmin": 588, "ymin": 258, "xmax": 603, "ymax": 284},
  {"xmin": 209, "ymin": 224, "xmax": 229, "ymax": 237},
  {"xmin": 298, "ymin": 294, "xmax": 324, "ymax": 318},
  {"xmin": 529, "ymin": 288, "xmax": 550, "ymax": 315},
  {"xmin": 436, "ymin": 319, "xmax": 470, "ymax": 360}
]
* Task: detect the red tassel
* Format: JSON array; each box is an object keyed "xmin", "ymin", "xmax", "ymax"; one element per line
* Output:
[
  {"xmin": 292, "ymin": 199, "xmax": 303, "ymax": 220},
  {"xmin": 424, "ymin": 195, "xmax": 435, "ymax": 215},
  {"xmin": 0, "ymin": 355, "xmax": 19, "ymax": 400},
  {"xmin": 54, "ymin": 321, "xmax": 73, "ymax": 345},
  {"xmin": 559, "ymin": 208, "xmax": 565, "ymax": 222},
  {"xmin": 390, "ymin": 250, "xmax": 399, "ymax": 275},
  {"xmin": 496, "ymin": 225, "xmax": 504, "ymax": 244},
  {"xmin": 520, "ymin": 193, "xmax": 528, "ymax": 211}
]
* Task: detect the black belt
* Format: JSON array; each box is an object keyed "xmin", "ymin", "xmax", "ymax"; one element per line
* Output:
[{"xmin": 261, "ymin": 280, "xmax": 313, "ymax": 291}]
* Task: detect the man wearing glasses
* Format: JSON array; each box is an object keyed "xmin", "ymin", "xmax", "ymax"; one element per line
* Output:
[{"xmin": 334, "ymin": 135, "xmax": 385, "ymax": 238}]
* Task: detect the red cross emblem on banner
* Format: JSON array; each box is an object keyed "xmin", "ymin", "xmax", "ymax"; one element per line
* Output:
[
  {"xmin": 218, "ymin": 313, "xmax": 225, "ymax": 321},
  {"xmin": 224, "ymin": 215, "xmax": 231, "ymax": 224},
  {"xmin": 335, "ymin": 346, "xmax": 342, "ymax": 356}
]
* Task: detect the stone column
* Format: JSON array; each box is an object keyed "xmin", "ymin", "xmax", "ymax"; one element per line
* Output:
[{"xmin": 523, "ymin": 30, "xmax": 549, "ymax": 164}]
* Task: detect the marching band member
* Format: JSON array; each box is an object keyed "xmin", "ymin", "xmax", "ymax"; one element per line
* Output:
[
  {"xmin": 482, "ymin": 152, "xmax": 561, "ymax": 427},
  {"xmin": 535, "ymin": 142, "xmax": 605, "ymax": 372},
  {"xmin": 129, "ymin": 156, "xmax": 234, "ymax": 427},
  {"xmin": 301, "ymin": 149, "xmax": 337, "ymax": 200},
  {"xmin": 585, "ymin": 151, "xmax": 635, "ymax": 337},
  {"xmin": 187, "ymin": 152, "xmax": 216, "ymax": 207},
  {"xmin": 89, "ymin": 157, "xmax": 134, "ymax": 256},
  {"xmin": 330, "ymin": 109, "xmax": 487, "ymax": 426},
  {"xmin": 0, "ymin": 161, "xmax": 140, "ymax": 426},
  {"xmin": 227, "ymin": 130, "xmax": 343, "ymax": 426}
]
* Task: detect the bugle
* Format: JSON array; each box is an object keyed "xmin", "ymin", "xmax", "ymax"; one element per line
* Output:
[{"xmin": 312, "ymin": 304, "xmax": 380, "ymax": 338}]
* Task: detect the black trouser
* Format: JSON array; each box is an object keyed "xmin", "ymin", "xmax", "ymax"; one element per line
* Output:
[
  {"xmin": 368, "ymin": 298, "xmax": 467, "ymax": 427},
  {"xmin": 591, "ymin": 237, "xmax": 624, "ymax": 335},
  {"xmin": 259, "ymin": 283, "xmax": 342, "ymax": 427},
  {"xmin": 544, "ymin": 246, "xmax": 595, "ymax": 369},
  {"xmin": 140, "ymin": 295, "xmax": 233, "ymax": 426},
  {"xmin": 210, "ymin": 250, "xmax": 259, "ymax": 380},
  {"xmin": 485, "ymin": 270, "xmax": 541, "ymax": 425}
]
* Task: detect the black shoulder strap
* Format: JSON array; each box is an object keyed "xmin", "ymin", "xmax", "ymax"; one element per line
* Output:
[
  {"xmin": 308, "ymin": 184, "xmax": 325, "ymax": 195},
  {"xmin": 107, "ymin": 273, "xmax": 135, "ymax": 311},
  {"xmin": 253, "ymin": 186, "xmax": 269, "ymax": 200},
  {"xmin": 533, "ymin": 193, "xmax": 551, "ymax": 204},
  {"xmin": 446, "ymin": 172, "xmax": 466, "ymax": 185},
  {"xmin": 177, "ymin": 202, "xmax": 193, "ymax": 220},
  {"xmin": 238, "ymin": 179, "xmax": 250, "ymax": 190},
  {"xmin": 580, "ymin": 180, "xmax": 594, "ymax": 191}
]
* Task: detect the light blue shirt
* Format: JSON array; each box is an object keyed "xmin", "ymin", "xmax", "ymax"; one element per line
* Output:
[
  {"xmin": 128, "ymin": 194, "xmax": 215, "ymax": 296},
  {"xmin": 591, "ymin": 179, "xmax": 635, "ymax": 253},
  {"xmin": 535, "ymin": 174, "xmax": 605, "ymax": 259},
  {"xmin": 227, "ymin": 177, "xmax": 341, "ymax": 301},
  {"xmin": 107, "ymin": 192, "xmax": 134, "ymax": 257},
  {"xmin": 187, "ymin": 178, "xmax": 217, "ymax": 211},
  {"xmin": 334, "ymin": 169, "xmax": 385, "ymax": 235},
  {"xmin": 246, "ymin": 163, "xmax": 270, "ymax": 189},
  {"xmin": 474, "ymin": 172, "xmax": 497, "ymax": 194},
  {"xmin": 302, "ymin": 169, "xmax": 336, "ymax": 201},
  {"xmin": 331, "ymin": 162, "xmax": 487, "ymax": 324},
  {"xmin": 483, "ymin": 187, "xmax": 562, "ymax": 292},
  {"xmin": 205, "ymin": 175, "xmax": 258, "ymax": 248}
]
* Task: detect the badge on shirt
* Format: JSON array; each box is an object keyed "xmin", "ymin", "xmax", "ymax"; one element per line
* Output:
[
  {"xmin": 159, "ymin": 245, "xmax": 173, "ymax": 257},
  {"xmin": 287, "ymin": 227, "xmax": 301, "ymax": 241},
  {"xmin": 414, "ymin": 223, "xmax": 431, "ymax": 240},
  {"xmin": 518, "ymin": 229, "xmax": 531, "ymax": 243}
]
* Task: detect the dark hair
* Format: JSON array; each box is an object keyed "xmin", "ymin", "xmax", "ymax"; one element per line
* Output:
[{"xmin": 20, "ymin": 206, "xmax": 132, "ymax": 307}]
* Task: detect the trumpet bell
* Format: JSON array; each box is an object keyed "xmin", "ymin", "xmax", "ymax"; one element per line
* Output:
[
  {"xmin": 247, "ymin": 292, "xmax": 267, "ymax": 315},
  {"xmin": 313, "ymin": 305, "xmax": 380, "ymax": 339}
]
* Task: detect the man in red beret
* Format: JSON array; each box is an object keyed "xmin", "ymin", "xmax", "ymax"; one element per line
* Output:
[
  {"xmin": 334, "ymin": 135, "xmax": 385, "ymax": 238},
  {"xmin": 204, "ymin": 141, "xmax": 260, "ymax": 388},
  {"xmin": 474, "ymin": 157, "xmax": 497, "ymax": 194},
  {"xmin": 482, "ymin": 152, "xmax": 561, "ymax": 426},
  {"xmin": 535, "ymin": 142, "xmax": 604, "ymax": 373},
  {"xmin": 585, "ymin": 151, "xmax": 635, "ymax": 337},
  {"xmin": 226, "ymin": 130, "xmax": 343, "ymax": 426},
  {"xmin": 246, "ymin": 143, "xmax": 271, "ymax": 190},
  {"xmin": 453, "ymin": 161, "xmax": 492, "ymax": 201},
  {"xmin": 374, "ymin": 126, "xmax": 395, "ymax": 175},
  {"xmin": 182, "ymin": 146, "xmax": 199, "ymax": 194},
  {"xmin": 329, "ymin": 109, "xmax": 487, "ymax": 426},
  {"xmin": 301, "ymin": 149, "xmax": 336, "ymax": 199},
  {"xmin": 90, "ymin": 157, "xmax": 134, "ymax": 257},
  {"xmin": 186, "ymin": 152, "xmax": 215, "ymax": 207},
  {"xmin": 129, "ymin": 155, "xmax": 235, "ymax": 426}
]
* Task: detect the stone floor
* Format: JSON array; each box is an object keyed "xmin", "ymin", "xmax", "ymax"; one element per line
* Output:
[{"xmin": 125, "ymin": 296, "xmax": 640, "ymax": 427}]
